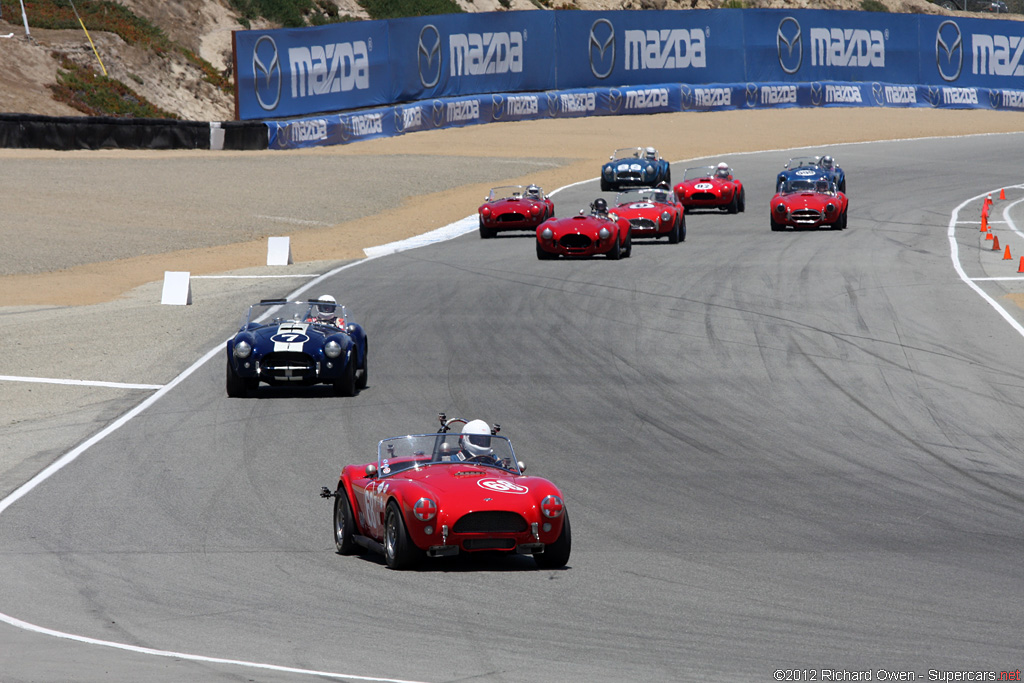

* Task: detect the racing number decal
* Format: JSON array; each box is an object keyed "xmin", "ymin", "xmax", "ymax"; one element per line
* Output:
[
  {"xmin": 362, "ymin": 481, "xmax": 389, "ymax": 533},
  {"xmin": 795, "ymin": 169, "xmax": 816, "ymax": 177},
  {"xmin": 693, "ymin": 182, "xmax": 713, "ymax": 190},
  {"xmin": 478, "ymin": 479, "xmax": 529, "ymax": 494},
  {"xmin": 629, "ymin": 202, "xmax": 654, "ymax": 209},
  {"xmin": 270, "ymin": 333, "xmax": 308, "ymax": 343}
]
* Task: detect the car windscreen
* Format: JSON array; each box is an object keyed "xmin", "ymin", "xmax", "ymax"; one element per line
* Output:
[
  {"xmin": 377, "ymin": 434, "xmax": 521, "ymax": 476},
  {"xmin": 683, "ymin": 166, "xmax": 716, "ymax": 181}
]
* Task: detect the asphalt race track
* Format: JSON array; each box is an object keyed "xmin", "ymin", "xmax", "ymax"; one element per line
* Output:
[{"xmin": 2, "ymin": 134, "xmax": 1024, "ymax": 682}]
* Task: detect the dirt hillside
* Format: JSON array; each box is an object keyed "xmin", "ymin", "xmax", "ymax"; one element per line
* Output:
[{"xmin": 0, "ymin": 0, "xmax": 963, "ymax": 122}]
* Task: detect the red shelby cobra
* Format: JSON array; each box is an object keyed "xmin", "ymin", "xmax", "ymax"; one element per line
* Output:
[
  {"xmin": 536, "ymin": 198, "xmax": 631, "ymax": 260},
  {"xmin": 673, "ymin": 164, "xmax": 745, "ymax": 213},
  {"xmin": 613, "ymin": 187, "xmax": 686, "ymax": 243},
  {"xmin": 770, "ymin": 175, "xmax": 848, "ymax": 231},
  {"xmin": 477, "ymin": 184, "xmax": 555, "ymax": 239},
  {"xmin": 321, "ymin": 415, "xmax": 571, "ymax": 570}
]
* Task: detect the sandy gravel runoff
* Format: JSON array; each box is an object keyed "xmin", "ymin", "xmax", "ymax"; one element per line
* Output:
[{"xmin": 1, "ymin": 106, "xmax": 1023, "ymax": 497}]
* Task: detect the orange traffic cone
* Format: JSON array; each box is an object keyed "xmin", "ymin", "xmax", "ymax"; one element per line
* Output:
[
  {"xmin": 1018, "ymin": 256, "xmax": 1024, "ymax": 273},
  {"xmin": 1004, "ymin": 244, "xmax": 1012, "ymax": 260},
  {"xmin": 986, "ymin": 195, "xmax": 993, "ymax": 207},
  {"xmin": 1000, "ymin": 188, "xmax": 1006, "ymax": 200},
  {"xmin": 993, "ymin": 235, "xmax": 1001, "ymax": 251},
  {"xmin": 981, "ymin": 215, "xmax": 989, "ymax": 231},
  {"xmin": 986, "ymin": 231, "xmax": 994, "ymax": 241}
]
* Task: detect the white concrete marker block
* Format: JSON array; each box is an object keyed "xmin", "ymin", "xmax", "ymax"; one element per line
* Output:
[
  {"xmin": 210, "ymin": 122, "xmax": 225, "ymax": 151},
  {"xmin": 267, "ymin": 236, "xmax": 293, "ymax": 266},
  {"xmin": 161, "ymin": 271, "xmax": 192, "ymax": 305}
]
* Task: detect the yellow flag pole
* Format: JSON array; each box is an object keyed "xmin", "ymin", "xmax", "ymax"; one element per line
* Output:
[{"xmin": 68, "ymin": 0, "xmax": 107, "ymax": 76}]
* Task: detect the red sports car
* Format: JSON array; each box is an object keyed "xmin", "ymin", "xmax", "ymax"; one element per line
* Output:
[
  {"xmin": 321, "ymin": 415, "xmax": 571, "ymax": 570},
  {"xmin": 477, "ymin": 184, "xmax": 555, "ymax": 239},
  {"xmin": 536, "ymin": 198, "xmax": 631, "ymax": 259},
  {"xmin": 770, "ymin": 174, "xmax": 848, "ymax": 231},
  {"xmin": 673, "ymin": 164, "xmax": 745, "ymax": 214},
  {"xmin": 612, "ymin": 187, "xmax": 685, "ymax": 243}
]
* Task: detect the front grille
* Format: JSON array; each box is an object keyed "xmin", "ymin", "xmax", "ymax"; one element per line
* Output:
[
  {"xmin": 497, "ymin": 213, "xmax": 526, "ymax": 222},
  {"xmin": 691, "ymin": 192, "xmax": 716, "ymax": 201},
  {"xmin": 559, "ymin": 234, "xmax": 592, "ymax": 249},
  {"xmin": 616, "ymin": 172, "xmax": 642, "ymax": 183},
  {"xmin": 791, "ymin": 209, "xmax": 823, "ymax": 224},
  {"xmin": 630, "ymin": 218, "xmax": 657, "ymax": 230},
  {"xmin": 464, "ymin": 538, "xmax": 516, "ymax": 551},
  {"xmin": 259, "ymin": 352, "xmax": 315, "ymax": 378},
  {"xmin": 453, "ymin": 511, "xmax": 528, "ymax": 534}
]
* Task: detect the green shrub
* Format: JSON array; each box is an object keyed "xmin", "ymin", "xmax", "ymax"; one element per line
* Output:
[
  {"xmin": 860, "ymin": 0, "xmax": 889, "ymax": 10},
  {"xmin": 357, "ymin": 0, "xmax": 464, "ymax": 19},
  {"xmin": 48, "ymin": 53, "xmax": 179, "ymax": 118}
]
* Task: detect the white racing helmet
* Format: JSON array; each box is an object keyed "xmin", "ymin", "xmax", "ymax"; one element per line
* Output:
[
  {"xmin": 645, "ymin": 146, "xmax": 657, "ymax": 160},
  {"xmin": 315, "ymin": 294, "xmax": 337, "ymax": 320},
  {"xmin": 461, "ymin": 419, "xmax": 494, "ymax": 459}
]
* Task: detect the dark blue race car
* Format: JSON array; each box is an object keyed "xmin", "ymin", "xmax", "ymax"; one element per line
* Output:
[
  {"xmin": 776, "ymin": 155, "xmax": 846, "ymax": 194},
  {"xmin": 226, "ymin": 298, "xmax": 368, "ymax": 398},
  {"xmin": 600, "ymin": 146, "xmax": 671, "ymax": 192}
]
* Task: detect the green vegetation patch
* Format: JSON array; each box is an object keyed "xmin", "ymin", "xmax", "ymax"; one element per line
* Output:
[
  {"xmin": 357, "ymin": 0, "xmax": 464, "ymax": 20},
  {"xmin": 48, "ymin": 53, "xmax": 179, "ymax": 118},
  {"xmin": 230, "ymin": 0, "xmax": 358, "ymax": 27},
  {"xmin": 860, "ymin": 0, "xmax": 889, "ymax": 10}
]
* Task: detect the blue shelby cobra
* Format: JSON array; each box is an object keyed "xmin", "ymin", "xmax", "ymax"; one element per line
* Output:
[
  {"xmin": 600, "ymin": 147, "xmax": 671, "ymax": 192},
  {"xmin": 776, "ymin": 156, "xmax": 846, "ymax": 194},
  {"xmin": 225, "ymin": 299, "xmax": 368, "ymax": 398}
]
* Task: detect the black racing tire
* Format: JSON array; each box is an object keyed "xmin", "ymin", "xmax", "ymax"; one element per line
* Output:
[
  {"xmin": 608, "ymin": 236, "xmax": 622, "ymax": 260},
  {"xmin": 770, "ymin": 216, "xmax": 785, "ymax": 232},
  {"xmin": 623, "ymin": 234, "xmax": 632, "ymax": 258},
  {"xmin": 668, "ymin": 216, "xmax": 680, "ymax": 244},
  {"xmin": 356, "ymin": 343, "xmax": 368, "ymax": 391},
  {"xmin": 839, "ymin": 178, "xmax": 847, "ymax": 194},
  {"xmin": 333, "ymin": 488, "xmax": 357, "ymax": 555},
  {"xmin": 680, "ymin": 214, "xmax": 687, "ymax": 242},
  {"xmin": 727, "ymin": 191, "xmax": 739, "ymax": 214},
  {"xmin": 535, "ymin": 512, "xmax": 571, "ymax": 570},
  {"xmin": 226, "ymin": 361, "xmax": 249, "ymax": 398},
  {"xmin": 384, "ymin": 501, "xmax": 422, "ymax": 570},
  {"xmin": 738, "ymin": 187, "xmax": 746, "ymax": 213},
  {"xmin": 840, "ymin": 210, "xmax": 848, "ymax": 230},
  {"xmin": 600, "ymin": 179, "xmax": 611, "ymax": 193},
  {"xmin": 537, "ymin": 242, "xmax": 557, "ymax": 260},
  {"xmin": 334, "ymin": 354, "xmax": 357, "ymax": 397}
]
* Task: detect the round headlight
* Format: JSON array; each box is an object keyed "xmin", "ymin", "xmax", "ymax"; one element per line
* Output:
[
  {"xmin": 541, "ymin": 495, "xmax": 564, "ymax": 519},
  {"xmin": 324, "ymin": 340, "xmax": 342, "ymax": 359},
  {"xmin": 414, "ymin": 497, "xmax": 437, "ymax": 522},
  {"xmin": 826, "ymin": 203, "xmax": 836, "ymax": 213},
  {"xmin": 598, "ymin": 227, "xmax": 611, "ymax": 240},
  {"xmin": 603, "ymin": 167, "xmax": 613, "ymax": 178},
  {"xmin": 645, "ymin": 164, "xmax": 655, "ymax": 175},
  {"xmin": 233, "ymin": 340, "xmax": 251, "ymax": 359},
  {"xmin": 775, "ymin": 204, "xmax": 787, "ymax": 214},
  {"xmin": 481, "ymin": 206, "xmax": 490, "ymax": 216},
  {"xmin": 540, "ymin": 226, "xmax": 553, "ymax": 240},
  {"xmin": 531, "ymin": 205, "xmax": 540, "ymax": 215},
  {"xmin": 661, "ymin": 211, "xmax": 672, "ymax": 223}
]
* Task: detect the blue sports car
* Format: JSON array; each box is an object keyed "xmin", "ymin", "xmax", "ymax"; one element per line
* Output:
[
  {"xmin": 600, "ymin": 146, "xmax": 671, "ymax": 192},
  {"xmin": 226, "ymin": 297, "xmax": 368, "ymax": 398},
  {"xmin": 777, "ymin": 155, "xmax": 846, "ymax": 194}
]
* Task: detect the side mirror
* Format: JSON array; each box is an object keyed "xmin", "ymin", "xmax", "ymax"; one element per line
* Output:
[
  {"xmin": 517, "ymin": 461, "xmax": 526, "ymax": 473},
  {"xmin": 365, "ymin": 463, "xmax": 378, "ymax": 477}
]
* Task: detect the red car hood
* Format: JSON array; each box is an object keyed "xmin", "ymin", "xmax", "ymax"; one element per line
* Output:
[
  {"xmin": 613, "ymin": 203, "xmax": 672, "ymax": 220},
  {"xmin": 402, "ymin": 464, "xmax": 552, "ymax": 498},
  {"xmin": 542, "ymin": 214, "xmax": 619, "ymax": 238},
  {"xmin": 775, "ymin": 192, "xmax": 836, "ymax": 209},
  {"xmin": 482, "ymin": 198, "xmax": 541, "ymax": 213}
]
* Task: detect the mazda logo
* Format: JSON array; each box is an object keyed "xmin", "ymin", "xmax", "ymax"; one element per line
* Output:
[
  {"xmin": 253, "ymin": 35, "xmax": 282, "ymax": 111},
  {"xmin": 273, "ymin": 121, "xmax": 289, "ymax": 149},
  {"xmin": 990, "ymin": 88, "xmax": 1002, "ymax": 109},
  {"xmin": 809, "ymin": 82, "xmax": 824, "ymax": 106},
  {"xmin": 589, "ymin": 18, "xmax": 615, "ymax": 80},
  {"xmin": 926, "ymin": 86, "xmax": 942, "ymax": 107},
  {"xmin": 745, "ymin": 83, "xmax": 758, "ymax": 108},
  {"xmin": 338, "ymin": 116, "xmax": 350, "ymax": 142},
  {"xmin": 608, "ymin": 88, "xmax": 623, "ymax": 113},
  {"xmin": 546, "ymin": 91, "xmax": 559, "ymax": 118},
  {"xmin": 491, "ymin": 94, "xmax": 505, "ymax": 121},
  {"xmin": 777, "ymin": 17, "xmax": 802, "ymax": 75},
  {"xmin": 936, "ymin": 20, "xmax": 963, "ymax": 82},
  {"xmin": 871, "ymin": 82, "xmax": 885, "ymax": 106},
  {"xmin": 418, "ymin": 24, "xmax": 442, "ymax": 89},
  {"xmin": 431, "ymin": 99, "xmax": 446, "ymax": 128},
  {"xmin": 680, "ymin": 85, "xmax": 693, "ymax": 111},
  {"xmin": 393, "ymin": 106, "xmax": 405, "ymax": 134}
]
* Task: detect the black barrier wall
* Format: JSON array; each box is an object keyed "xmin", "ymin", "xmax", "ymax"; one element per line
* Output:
[{"xmin": 0, "ymin": 115, "xmax": 268, "ymax": 151}]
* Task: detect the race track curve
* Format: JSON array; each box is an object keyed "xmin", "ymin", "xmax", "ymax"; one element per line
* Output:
[{"xmin": 2, "ymin": 133, "xmax": 1024, "ymax": 683}]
